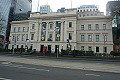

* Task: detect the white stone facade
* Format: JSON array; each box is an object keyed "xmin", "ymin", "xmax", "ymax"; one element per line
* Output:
[{"xmin": 9, "ymin": 9, "xmax": 113, "ymax": 54}]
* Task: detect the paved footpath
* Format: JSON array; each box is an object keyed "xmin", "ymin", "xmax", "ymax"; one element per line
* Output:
[{"xmin": 0, "ymin": 55, "xmax": 120, "ymax": 73}]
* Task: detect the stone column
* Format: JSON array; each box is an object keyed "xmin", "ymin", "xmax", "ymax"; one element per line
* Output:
[
  {"xmin": 53, "ymin": 22, "xmax": 56, "ymax": 42},
  {"xmin": 45, "ymin": 22, "xmax": 49, "ymax": 41},
  {"xmin": 38, "ymin": 22, "xmax": 42, "ymax": 41},
  {"xmin": 60, "ymin": 21, "xmax": 64, "ymax": 41}
]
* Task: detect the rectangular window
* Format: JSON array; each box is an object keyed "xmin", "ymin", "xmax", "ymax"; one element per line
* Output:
[
  {"xmin": 32, "ymin": 24, "xmax": 35, "ymax": 29},
  {"xmin": 18, "ymin": 27, "xmax": 20, "ymax": 32},
  {"xmin": 88, "ymin": 46, "xmax": 92, "ymax": 51},
  {"xmin": 13, "ymin": 27, "xmax": 16, "ymax": 32},
  {"xmin": 81, "ymin": 46, "xmax": 84, "ymax": 51},
  {"xmin": 26, "ymin": 34, "xmax": 28, "ymax": 40},
  {"xmin": 21, "ymin": 34, "xmax": 24, "ymax": 41},
  {"xmin": 23, "ymin": 27, "xmax": 25, "ymax": 32},
  {"xmin": 81, "ymin": 35, "xmax": 85, "ymax": 42},
  {"xmin": 69, "ymin": 33, "xmax": 72, "ymax": 40},
  {"xmin": 31, "ymin": 34, "xmax": 34, "ymax": 40},
  {"xmin": 103, "ymin": 47, "xmax": 107, "ymax": 53},
  {"xmin": 95, "ymin": 24, "xmax": 99, "ymax": 30},
  {"xmin": 88, "ymin": 24, "xmax": 91, "ymax": 30},
  {"xmin": 27, "ymin": 27, "xmax": 29, "ymax": 31},
  {"xmin": 17, "ymin": 35, "xmax": 19, "ymax": 41},
  {"xmin": 49, "ymin": 34, "xmax": 52, "ymax": 38},
  {"xmin": 96, "ymin": 47, "xmax": 99, "ymax": 52},
  {"xmin": 81, "ymin": 25, "xmax": 84, "ymax": 30},
  {"xmin": 12, "ymin": 35, "xmax": 15, "ymax": 41},
  {"xmin": 104, "ymin": 35, "xmax": 107, "ymax": 41},
  {"xmin": 49, "ymin": 24, "xmax": 53, "ymax": 29},
  {"xmin": 48, "ymin": 34, "xmax": 52, "ymax": 41},
  {"xmin": 96, "ymin": 35, "xmax": 99, "ymax": 42},
  {"xmin": 69, "ymin": 22, "xmax": 72, "ymax": 27},
  {"xmin": 88, "ymin": 35, "xmax": 92, "ymax": 41},
  {"xmin": 103, "ymin": 24, "xmax": 106, "ymax": 30}
]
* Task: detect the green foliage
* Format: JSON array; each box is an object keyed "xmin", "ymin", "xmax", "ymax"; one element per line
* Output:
[
  {"xmin": 61, "ymin": 50, "xmax": 94, "ymax": 56},
  {"xmin": 61, "ymin": 50, "xmax": 71, "ymax": 55},
  {"xmin": 78, "ymin": 51, "xmax": 85, "ymax": 56},
  {"xmin": 110, "ymin": 51, "xmax": 120, "ymax": 56},
  {"xmin": 85, "ymin": 51, "xmax": 94, "ymax": 56}
]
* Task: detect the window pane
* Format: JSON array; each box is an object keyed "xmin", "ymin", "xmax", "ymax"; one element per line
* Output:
[
  {"xmin": 81, "ymin": 25, "xmax": 84, "ymax": 30},
  {"xmin": 88, "ymin": 24, "xmax": 91, "ymax": 30},
  {"xmin": 81, "ymin": 46, "xmax": 84, "ymax": 50},
  {"xmin": 95, "ymin": 24, "xmax": 99, "ymax": 30},
  {"xmin": 69, "ymin": 22, "xmax": 72, "ymax": 27},
  {"xmin": 49, "ymin": 24, "xmax": 53, "ymax": 29},
  {"xmin": 88, "ymin": 46, "xmax": 92, "ymax": 51},
  {"xmin": 96, "ymin": 35, "xmax": 99, "ymax": 42},
  {"xmin": 81, "ymin": 35, "xmax": 84, "ymax": 41},
  {"xmin": 88, "ymin": 35, "xmax": 92, "ymax": 41},
  {"xmin": 96, "ymin": 47, "xmax": 99, "ymax": 52},
  {"xmin": 32, "ymin": 24, "xmax": 35, "ymax": 29},
  {"xmin": 103, "ymin": 24, "xmax": 106, "ymax": 30},
  {"xmin": 69, "ymin": 33, "xmax": 72, "ymax": 40},
  {"xmin": 18, "ymin": 27, "xmax": 20, "ymax": 32},
  {"xmin": 31, "ymin": 34, "xmax": 34, "ymax": 40},
  {"xmin": 23, "ymin": 27, "xmax": 25, "ymax": 32}
]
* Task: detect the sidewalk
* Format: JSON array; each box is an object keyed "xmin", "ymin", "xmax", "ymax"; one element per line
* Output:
[{"xmin": 0, "ymin": 55, "xmax": 120, "ymax": 73}]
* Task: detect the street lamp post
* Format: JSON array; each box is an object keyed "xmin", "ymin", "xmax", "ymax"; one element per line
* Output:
[
  {"xmin": 57, "ymin": 47, "xmax": 59, "ymax": 58},
  {"xmin": 74, "ymin": 45, "xmax": 75, "ymax": 50},
  {"xmin": 25, "ymin": 39, "xmax": 29, "ymax": 53}
]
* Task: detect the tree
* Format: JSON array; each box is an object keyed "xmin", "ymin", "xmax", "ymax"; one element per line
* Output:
[
  {"xmin": 116, "ymin": 37, "xmax": 120, "ymax": 45},
  {"xmin": 0, "ymin": 12, "xmax": 6, "ymax": 36}
]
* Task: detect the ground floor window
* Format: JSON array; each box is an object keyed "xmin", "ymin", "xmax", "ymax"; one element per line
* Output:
[
  {"xmin": 81, "ymin": 46, "xmax": 84, "ymax": 51},
  {"xmin": 96, "ymin": 47, "xmax": 99, "ymax": 52},
  {"xmin": 88, "ymin": 46, "xmax": 92, "ymax": 51},
  {"xmin": 103, "ymin": 47, "xmax": 107, "ymax": 53}
]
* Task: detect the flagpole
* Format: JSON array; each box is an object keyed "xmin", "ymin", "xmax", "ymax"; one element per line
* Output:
[
  {"xmin": 37, "ymin": 0, "xmax": 40, "ymax": 12},
  {"xmin": 71, "ymin": 0, "xmax": 72, "ymax": 9}
]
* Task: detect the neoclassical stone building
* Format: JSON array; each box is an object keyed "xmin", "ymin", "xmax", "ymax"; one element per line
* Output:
[{"xmin": 9, "ymin": 9, "xmax": 113, "ymax": 54}]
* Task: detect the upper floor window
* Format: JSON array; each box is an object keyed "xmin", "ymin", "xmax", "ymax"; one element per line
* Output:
[
  {"xmin": 103, "ymin": 35, "xmax": 107, "ymax": 42},
  {"xmin": 13, "ymin": 27, "xmax": 16, "ymax": 32},
  {"xmin": 17, "ymin": 34, "xmax": 20, "ymax": 41},
  {"xmin": 103, "ymin": 24, "xmax": 106, "ymax": 30},
  {"xmin": 81, "ymin": 25, "xmax": 84, "ymax": 30},
  {"xmin": 96, "ymin": 35, "xmax": 99, "ymax": 42},
  {"xmin": 88, "ymin": 24, "xmax": 91, "ymax": 30},
  {"xmin": 27, "ymin": 27, "xmax": 29, "ymax": 31},
  {"xmin": 31, "ymin": 34, "xmax": 34, "ymax": 40},
  {"xmin": 23, "ymin": 27, "xmax": 25, "ymax": 32},
  {"xmin": 26, "ymin": 34, "xmax": 28, "ymax": 39},
  {"xmin": 69, "ymin": 22, "xmax": 72, "ymax": 27},
  {"xmin": 95, "ymin": 24, "xmax": 99, "ymax": 30},
  {"xmin": 81, "ymin": 35, "xmax": 85, "ymax": 42},
  {"xmin": 49, "ymin": 24, "xmax": 53, "ymax": 29},
  {"xmin": 69, "ymin": 33, "xmax": 72, "ymax": 40},
  {"xmin": 18, "ymin": 27, "xmax": 20, "ymax": 32},
  {"xmin": 88, "ymin": 35, "xmax": 92, "ymax": 42},
  {"xmin": 32, "ymin": 24, "xmax": 35, "ymax": 29},
  {"xmin": 21, "ymin": 34, "xmax": 24, "ymax": 41}
]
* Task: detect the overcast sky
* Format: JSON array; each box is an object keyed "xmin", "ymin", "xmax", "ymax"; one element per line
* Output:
[{"xmin": 32, "ymin": 0, "xmax": 112, "ymax": 14}]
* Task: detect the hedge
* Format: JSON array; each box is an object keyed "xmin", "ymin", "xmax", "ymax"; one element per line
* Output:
[{"xmin": 110, "ymin": 51, "xmax": 120, "ymax": 56}]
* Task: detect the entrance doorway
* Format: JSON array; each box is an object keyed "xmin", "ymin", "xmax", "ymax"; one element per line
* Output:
[
  {"xmin": 40, "ymin": 45, "xmax": 44, "ymax": 52},
  {"xmin": 48, "ymin": 45, "xmax": 51, "ymax": 53}
]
